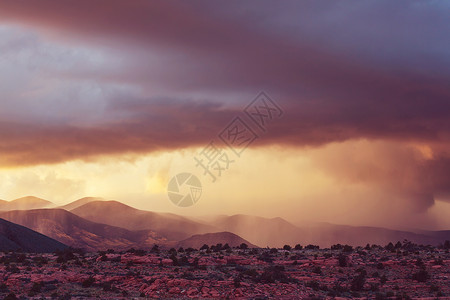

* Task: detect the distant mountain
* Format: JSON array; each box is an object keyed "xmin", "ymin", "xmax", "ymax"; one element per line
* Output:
[
  {"xmin": 413, "ymin": 229, "xmax": 450, "ymax": 244},
  {"xmin": 176, "ymin": 232, "xmax": 256, "ymax": 249},
  {"xmin": 207, "ymin": 214, "xmax": 305, "ymax": 247},
  {"xmin": 59, "ymin": 197, "xmax": 104, "ymax": 211},
  {"xmin": 0, "ymin": 196, "xmax": 54, "ymax": 211},
  {"xmin": 0, "ymin": 218, "xmax": 67, "ymax": 252},
  {"xmin": 71, "ymin": 201, "xmax": 217, "ymax": 240},
  {"xmin": 0, "ymin": 209, "xmax": 165, "ymax": 251},
  {"xmin": 208, "ymin": 215, "xmax": 450, "ymax": 248}
]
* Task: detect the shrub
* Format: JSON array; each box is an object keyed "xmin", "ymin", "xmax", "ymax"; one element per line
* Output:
[
  {"xmin": 258, "ymin": 266, "xmax": 295, "ymax": 283},
  {"xmin": 351, "ymin": 272, "xmax": 366, "ymax": 291},
  {"xmin": 239, "ymin": 243, "xmax": 248, "ymax": 249},
  {"xmin": 343, "ymin": 245, "xmax": 353, "ymax": 253},
  {"xmin": 82, "ymin": 276, "xmax": 95, "ymax": 288},
  {"xmin": 338, "ymin": 254, "xmax": 348, "ymax": 267},
  {"xmin": 28, "ymin": 282, "xmax": 43, "ymax": 296},
  {"xmin": 415, "ymin": 258, "xmax": 424, "ymax": 267},
  {"xmin": 412, "ymin": 269, "xmax": 429, "ymax": 282},
  {"xmin": 331, "ymin": 244, "xmax": 342, "ymax": 250},
  {"xmin": 4, "ymin": 293, "xmax": 17, "ymax": 300},
  {"xmin": 233, "ymin": 276, "xmax": 241, "ymax": 287},
  {"xmin": 306, "ymin": 280, "xmax": 320, "ymax": 291},
  {"xmin": 178, "ymin": 256, "xmax": 189, "ymax": 266},
  {"xmin": 444, "ymin": 240, "xmax": 450, "ymax": 249},
  {"xmin": 305, "ymin": 244, "xmax": 320, "ymax": 250},
  {"xmin": 385, "ymin": 242, "xmax": 394, "ymax": 251},
  {"xmin": 257, "ymin": 252, "xmax": 273, "ymax": 263},
  {"xmin": 283, "ymin": 245, "xmax": 292, "ymax": 251},
  {"xmin": 169, "ymin": 254, "xmax": 179, "ymax": 266}
]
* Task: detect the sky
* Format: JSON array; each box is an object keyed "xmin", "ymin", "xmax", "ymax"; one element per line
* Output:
[{"xmin": 0, "ymin": 0, "xmax": 449, "ymax": 230}]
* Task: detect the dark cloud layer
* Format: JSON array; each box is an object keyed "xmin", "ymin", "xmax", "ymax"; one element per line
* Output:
[{"xmin": 0, "ymin": 1, "xmax": 449, "ymax": 209}]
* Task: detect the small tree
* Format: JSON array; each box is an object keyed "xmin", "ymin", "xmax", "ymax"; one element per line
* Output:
[
  {"xmin": 412, "ymin": 269, "xmax": 429, "ymax": 282},
  {"xmin": 338, "ymin": 254, "xmax": 348, "ymax": 267},
  {"xmin": 294, "ymin": 244, "xmax": 303, "ymax": 250}
]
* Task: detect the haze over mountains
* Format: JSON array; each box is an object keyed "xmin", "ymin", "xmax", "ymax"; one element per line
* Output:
[
  {"xmin": 71, "ymin": 201, "xmax": 217, "ymax": 241},
  {"xmin": 0, "ymin": 196, "xmax": 449, "ymax": 251}
]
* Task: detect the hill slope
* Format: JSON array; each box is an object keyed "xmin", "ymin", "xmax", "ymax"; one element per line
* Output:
[
  {"xmin": 0, "ymin": 218, "xmax": 67, "ymax": 252},
  {"xmin": 0, "ymin": 209, "xmax": 164, "ymax": 251},
  {"xmin": 176, "ymin": 232, "xmax": 256, "ymax": 249},
  {"xmin": 71, "ymin": 201, "xmax": 216, "ymax": 240}
]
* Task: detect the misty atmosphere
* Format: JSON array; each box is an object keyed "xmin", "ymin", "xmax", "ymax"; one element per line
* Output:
[{"xmin": 0, "ymin": 1, "xmax": 449, "ymax": 299}]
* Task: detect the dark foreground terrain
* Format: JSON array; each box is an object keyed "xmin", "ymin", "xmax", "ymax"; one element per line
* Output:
[{"xmin": 0, "ymin": 241, "xmax": 449, "ymax": 299}]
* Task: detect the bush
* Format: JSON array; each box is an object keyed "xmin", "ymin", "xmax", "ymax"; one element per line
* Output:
[
  {"xmin": 305, "ymin": 245, "xmax": 320, "ymax": 250},
  {"xmin": 178, "ymin": 256, "xmax": 189, "ymax": 266},
  {"xmin": 338, "ymin": 254, "xmax": 348, "ymax": 267},
  {"xmin": 28, "ymin": 282, "xmax": 43, "ymax": 296},
  {"xmin": 306, "ymin": 280, "xmax": 320, "ymax": 291},
  {"xmin": 351, "ymin": 272, "xmax": 366, "ymax": 291},
  {"xmin": 294, "ymin": 244, "xmax": 303, "ymax": 250},
  {"xmin": 331, "ymin": 244, "xmax": 342, "ymax": 250},
  {"xmin": 283, "ymin": 245, "xmax": 292, "ymax": 251},
  {"xmin": 239, "ymin": 243, "xmax": 248, "ymax": 249},
  {"xmin": 169, "ymin": 254, "xmax": 179, "ymax": 266},
  {"xmin": 444, "ymin": 240, "xmax": 450, "ymax": 249},
  {"xmin": 151, "ymin": 244, "xmax": 160, "ymax": 253},
  {"xmin": 257, "ymin": 252, "xmax": 273, "ymax": 263},
  {"xmin": 343, "ymin": 245, "xmax": 353, "ymax": 253},
  {"xmin": 56, "ymin": 249, "xmax": 76, "ymax": 263},
  {"xmin": 233, "ymin": 276, "xmax": 241, "ymax": 287},
  {"xmin": 385, "ymin": 242, "xmax": 394, "ymax": 251},
  {"xmin": 258, "ymin": 266, "xmax": 295, "ymax": 283},
  {"xmin": 412, "ymin": 269, "xmax": 429, "ymax": 282},
  {"xmin": 82, "ymin": 276, "xmax": 95, "ymax": 288},
  {"xmin": 4, "ymin": 293, "xmax": 17, "ymax": 300}
]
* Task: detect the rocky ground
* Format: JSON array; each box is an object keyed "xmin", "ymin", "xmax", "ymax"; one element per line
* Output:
[{"xmin": 0, "ymin": 242, "xmax": 449, "ymax": 299}]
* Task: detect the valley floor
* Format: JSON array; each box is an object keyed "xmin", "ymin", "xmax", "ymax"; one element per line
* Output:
[{"xmin": 0, "ymin": 244, "xmax": 449, "ymax": 299}]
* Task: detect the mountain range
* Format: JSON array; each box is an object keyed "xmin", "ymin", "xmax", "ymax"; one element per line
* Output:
[{"xmin": 0, "ymin": 196, "xmax": 449, "ymax": 251}]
